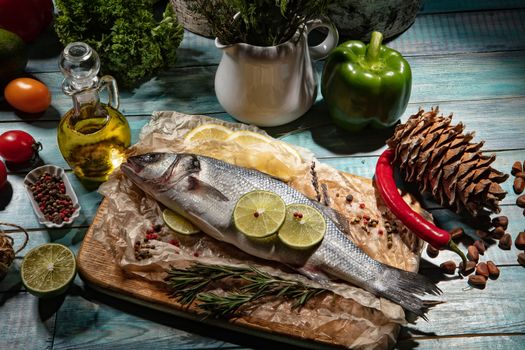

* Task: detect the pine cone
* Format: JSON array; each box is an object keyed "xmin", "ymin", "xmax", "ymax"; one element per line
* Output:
[{"xmin": 387, "ymin": 107, "xmax": 508, "ymax": 217}]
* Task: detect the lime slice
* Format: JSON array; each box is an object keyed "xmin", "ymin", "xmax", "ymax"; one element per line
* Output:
[
  {"xmin": 233, "ymin": 190, "xmax": 286, "ymax": 238},
  {"xmin": 278, "ymin": 204, "xmax": 326, "ymax": 249},
  {"xmin": 163, "ymin": 209, "xmax": 200, "ymax": 235},
  {"xmin": 184, "ymin": 124, "xmax": 232, "ymax": 142},
  {"xmin": 21, "ymin": 243, "xmax": 76, "ymax": 298}
]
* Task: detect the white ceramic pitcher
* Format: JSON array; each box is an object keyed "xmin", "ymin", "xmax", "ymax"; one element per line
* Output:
[{"xmin": 214, "ymin": 19, "xmax": 339, "ymax": 127}]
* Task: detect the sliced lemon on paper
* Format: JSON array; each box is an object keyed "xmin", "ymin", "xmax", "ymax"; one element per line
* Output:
[
  {"xmin": 184, "ymin": 124, "xmax": 233, "ymax": 142},
  {"xmin": 233, "ymin": 190, "xmax": 286, "ymax": 239},
  {"xmin": 226, "ymin": 130, "xmax": 273, "ymax": 145},
  {"xmin": 163, "ymin": 209, "xmax": 200, "ymax": 235},
  {"xmin": 227, "ymin": 130, "xmax": 302, "ymax": 163},
  {"xmin": 278, "ymin": 204, "xmax": 326, "ymax": 249},
  {"xmin": 21, "ymin": 243, "xmax": 77, "ymax": 298}
]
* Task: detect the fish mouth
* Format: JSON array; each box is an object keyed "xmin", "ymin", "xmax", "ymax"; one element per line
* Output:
[{"xmin": 121, "ymin": 158, "xmax": 142, "ymax": 178}]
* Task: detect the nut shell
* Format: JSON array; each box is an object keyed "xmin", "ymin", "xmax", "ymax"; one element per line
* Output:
[
  {"xmin": 498, "ymin": 233, "xmax": 512, "ymax": 250},
  {"xmin": 468, "ymin": 275, "xmax": 487, "ymax": 289},
  {"xmin": 487, "ymin": 261, "xmax": 500, "ymax": 280},
  {"xmin": 515, "ymin": 232, "xmax": 525, "ymax": 250}
]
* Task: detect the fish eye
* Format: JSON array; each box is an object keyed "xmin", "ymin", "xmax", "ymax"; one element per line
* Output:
[{"xmin": 139, "ymin": 153, "xmax": 161, "ymax": 163}]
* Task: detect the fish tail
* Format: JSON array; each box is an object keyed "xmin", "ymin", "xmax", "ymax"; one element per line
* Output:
[{"xmin": 374, "ymin": 268, "xmax": 441, "ymax": 319}]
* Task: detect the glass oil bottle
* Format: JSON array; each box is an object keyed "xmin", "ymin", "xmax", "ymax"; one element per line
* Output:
[{"xmin": 57, "ymin": 42, "xmax": 131, "ymax": 184}]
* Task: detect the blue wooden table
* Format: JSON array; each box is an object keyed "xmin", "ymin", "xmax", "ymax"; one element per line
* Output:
[{"xmin": 1, "ymin": 1, "xmax": 525, "ymax": 349}]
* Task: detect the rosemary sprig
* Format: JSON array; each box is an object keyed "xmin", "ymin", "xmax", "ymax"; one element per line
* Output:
[{"xmin": 165, "ymin": 263, "xmax": 328, "ymax": 317}]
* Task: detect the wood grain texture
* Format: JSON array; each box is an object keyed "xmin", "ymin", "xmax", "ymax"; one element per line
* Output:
[
  {"xmin": 3, "ymin": 50, "xmax": 525, "ymax": 122},
  {"xmin": 399, "ymin": 265, "xmax": 525, "ymax": 337},
  {"xmin": 397, "ymin": 334, "xmax": 525, "ymax": 350},
  {"xmin": 0, "ymin": 292, "xmax": 56, "ymax": 350},
  {"xmin": 420, "ymin": 0, "xmax": 525, "ymax": 14},
  {"xmin": 1, "ymin": 3, "xmax": 525, "ymax": 349},
  {"xmin": 52, "ymin": 294, "xmax": 237, "ymax": 350},
  {"xmin": 277, "ymin": 98, "xmax": 525, "ymax": 158},
  {"xmin": 23, "ymin": 9, "xmax": 525, "ymax": 74}
]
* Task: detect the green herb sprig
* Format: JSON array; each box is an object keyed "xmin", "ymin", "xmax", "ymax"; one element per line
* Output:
[
  {"xmin": 165, "ymin": 263, "xmax": 328, "ymax": 317},
  {"xmin": 189, "ymin": 0, "xmax": 333, "ymax": 46}
]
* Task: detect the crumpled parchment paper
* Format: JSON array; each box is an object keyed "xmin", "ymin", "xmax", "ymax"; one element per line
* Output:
[{"xmin": 93, "ymin": 111, "xmax": 427, "ymax": 350}]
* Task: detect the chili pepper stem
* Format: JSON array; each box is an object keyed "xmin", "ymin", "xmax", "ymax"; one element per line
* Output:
[
  {"xmin": 365, "ymin": 31, "xmax": 383, "ymax": 64},
  {"xmin": 447, "ymin": 239, "xmax": 467, "ymax": 266}
]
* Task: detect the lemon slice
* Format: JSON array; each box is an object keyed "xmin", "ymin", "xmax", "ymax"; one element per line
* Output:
[
  {"xmin": 226, "ymin": 130, "xmax": 273, "ymax": 145},
  {"xmin": 278, "ymin": 204, "xmax": 326, "ymax": 249},
  {"xmin": 184, "ymin": 124, "xmax": 233, "ymax": 142},
  {"xmin": 21, "ymin": 243, "xmax": 77, "ymax": 298},
  {"xmin": 233, "ymin": 190, "xmax": 286, "ymax": 238},
  {"xmin": 276, "ymin": 140, "xmax": 302, "ymax": 164},
  {"xmin": 163, "ymin": 209, "xmax": 200, "ymax": 235},
  {"xmin": 226, "ymin": 130, "xmax": 302, "ymax": 163}
]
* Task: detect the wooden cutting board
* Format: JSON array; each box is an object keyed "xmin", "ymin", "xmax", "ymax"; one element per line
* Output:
[{"xmin": 78, "ymin": 199, "xmax": 355, "ymax": 350}]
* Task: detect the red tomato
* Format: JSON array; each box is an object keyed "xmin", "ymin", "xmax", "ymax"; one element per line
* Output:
[
  {"xmin": 0, "ymin": 130, "xmax": 41, "ymax": 163},
  {"xmin": 0, "ymin": 160, "xmax": 6, "ymax": 188},
  {"xmin": 4, "ymin": 77, "xmax": 51, "ymax": 114}
]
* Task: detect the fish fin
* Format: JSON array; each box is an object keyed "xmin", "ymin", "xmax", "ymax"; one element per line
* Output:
[
  {"xmin": 187, "ymin": 176, "xmax": 229, "ymax": 202},
  {"xmin": 185, "ymin": 210, "xmax": 227, "ymax": 240},
  {"xmin": 374, "ymin": 268, "xmax": 442, "ymax": 321},
  {"xmin": 310, "ymin": 201, "xmax": 351, "ymax": 235}
]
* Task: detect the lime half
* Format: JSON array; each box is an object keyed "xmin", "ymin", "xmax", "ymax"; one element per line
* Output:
[
  {"xmin": 233, "ymin": 190, "xmax": 286, "ymax": 238},
  {"xmin": 278, "ymin": 204, "xmax": 326, "ymax": 249},
  {"xmin": 21, "ymin": 243, "xmax": 76, "ymax": 298},
  {"xmin": 163, "ymin": 209, "xmax": 200, "ymax": 235}
]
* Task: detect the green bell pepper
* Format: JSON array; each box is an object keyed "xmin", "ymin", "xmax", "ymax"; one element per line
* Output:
[{"xmin": 321, "ymin": 31, "xmax": 412, "ymax": 131}]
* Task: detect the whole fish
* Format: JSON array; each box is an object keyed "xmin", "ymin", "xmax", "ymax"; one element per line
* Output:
[{"xmin": 122, "ymin": 152, "xmax": 440, "ymax": 317}]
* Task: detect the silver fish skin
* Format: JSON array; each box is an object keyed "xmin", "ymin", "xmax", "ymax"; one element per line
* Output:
[{"xmin": 122, "ymin": 152, "xmax": 440, "ymax": 317}]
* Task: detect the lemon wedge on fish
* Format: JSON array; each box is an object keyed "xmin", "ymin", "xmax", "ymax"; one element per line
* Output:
[
  {"xmin": 233, "ymin": 190, "xmax": 286, "ymax": 238},
  {"xmin": 184, "ymin": 124, "xmax": 232, "ymax": 142},
  {"xmin": 163, "ymin": 209, "xmax": 200, "ymax": 235},
  {"xmin": 278, "ymin": 204, "xmax": 326, "ymax": 249}
]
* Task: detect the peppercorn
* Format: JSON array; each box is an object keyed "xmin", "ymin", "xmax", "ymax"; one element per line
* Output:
[{"xmin": 30, "ymin": 172, "xmax": 76, "ymax": 224}]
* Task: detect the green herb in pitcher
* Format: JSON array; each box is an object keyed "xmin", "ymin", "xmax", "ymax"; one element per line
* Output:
[{"xmin": 57, "ymin": 42, "xmax": 131, "ymax": 183}]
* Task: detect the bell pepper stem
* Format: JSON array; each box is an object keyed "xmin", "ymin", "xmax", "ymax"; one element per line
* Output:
[
  {"xmin": 447, "ymin": 239, "xmax": 467, "ymax": 266},
  {"xmin": 365, "ymin": 31, "xmax": 383, "ymax": 64}
]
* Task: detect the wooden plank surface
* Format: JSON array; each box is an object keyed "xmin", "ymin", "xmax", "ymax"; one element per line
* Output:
[
  {"xmin": 24, "ymin": 8, "xmax": 525, "ymax": 74},
  {"xmin": 5, "ymin": 50, "xmax": 525, "ymax": 121},
  {"xmin": 1, "ymin": 1, "xmax": 525, "ymax": 350}
]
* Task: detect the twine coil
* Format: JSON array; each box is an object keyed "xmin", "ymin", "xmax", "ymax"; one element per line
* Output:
[{"xmin": 0, "ymin": 222, "xmax": 29, "ymax": 281}]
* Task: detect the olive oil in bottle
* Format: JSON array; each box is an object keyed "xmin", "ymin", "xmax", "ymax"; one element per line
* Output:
[{"xmin": 57, "ymin": 42, "xmax": 131, "ymax": 183}]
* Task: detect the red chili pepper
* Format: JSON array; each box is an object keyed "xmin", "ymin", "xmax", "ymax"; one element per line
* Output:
[{"xmin": 375, "ymin": 149, "xmax": 466, "ymax": 263}]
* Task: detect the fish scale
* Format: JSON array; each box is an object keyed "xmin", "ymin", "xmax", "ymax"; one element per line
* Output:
[{"xmin": 122, "ymin": 152, "xmax": 441, "ymax": 318}]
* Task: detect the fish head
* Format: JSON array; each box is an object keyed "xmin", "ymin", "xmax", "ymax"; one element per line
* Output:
[{"xmin": 121, "ymin": 153, "xmax": 201, "ymax": 191}]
